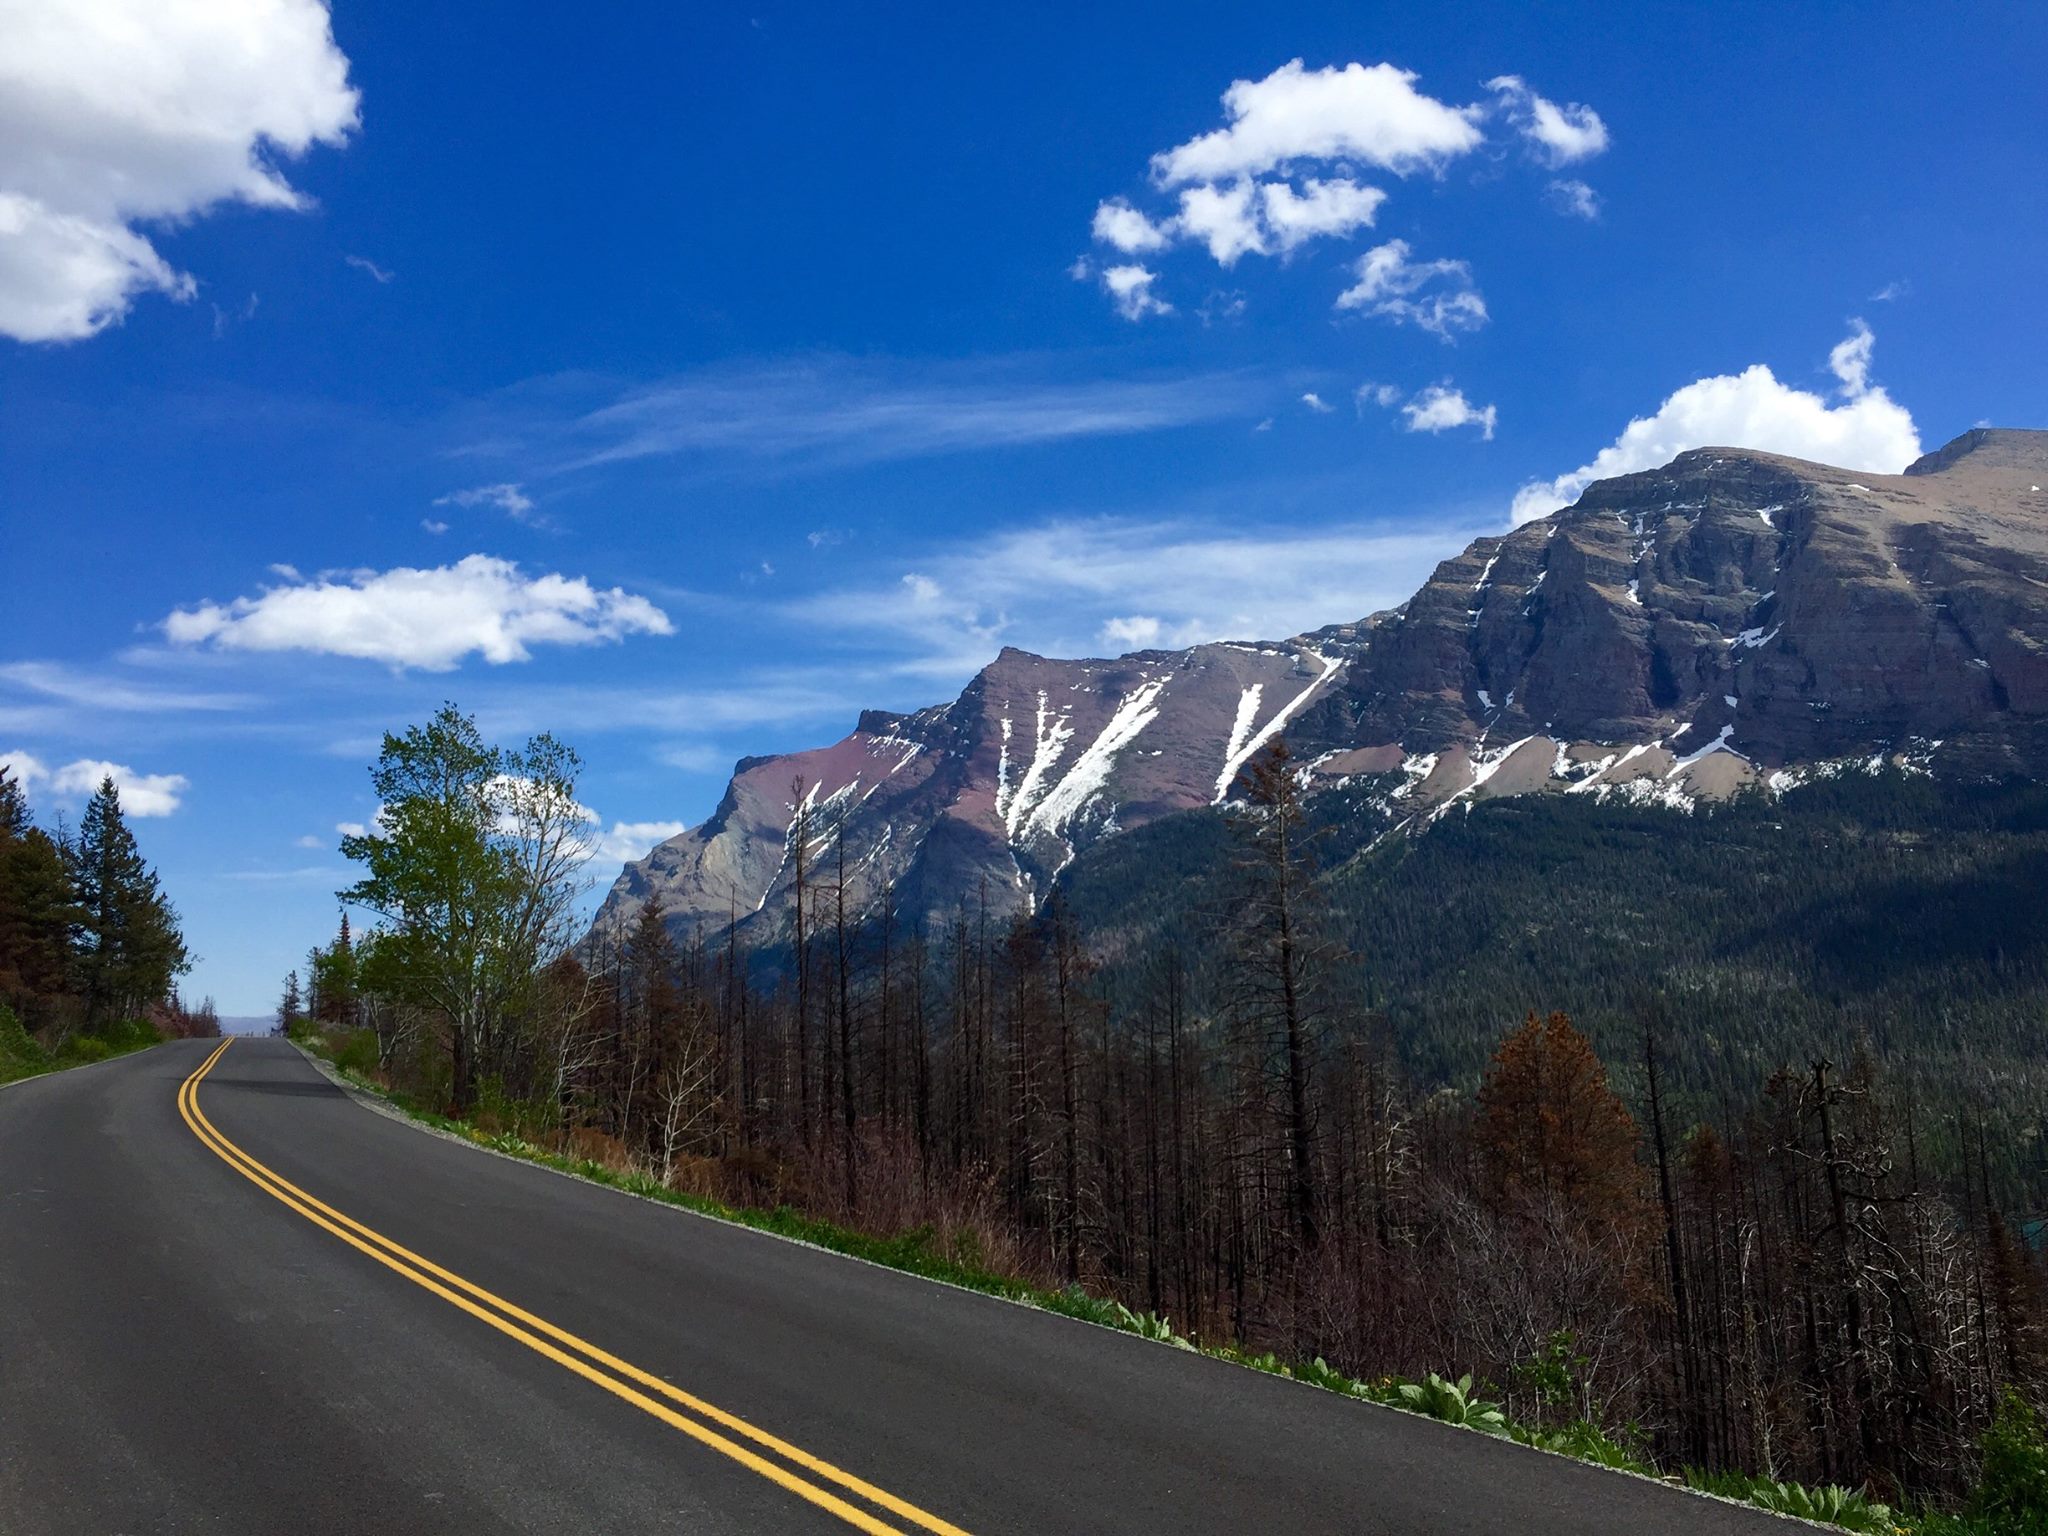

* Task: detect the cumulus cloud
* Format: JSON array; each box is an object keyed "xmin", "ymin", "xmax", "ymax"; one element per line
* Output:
[
  {"xmin": 1487, "ymin": 76, "xmax": 1610, "ymax": 165},
  {"xmin": 434, "ymin": 482, "xmax": 540, "ymax": 525},
  {"xmin": 1091, "ymin": 198, "xmax": 1172, "ymax": 254},
  {"xmin": 162, "ymin": 555, "xmax": 674, "ymax": 671},
  {"xmin": 1355, "ymin": 382, "xmax": 1403, "ymax": 411},
  {"xmin": 1080, "ymin": 59, "xmax": 1603, "ymax": 318},
  {"xmin": 0, "ymin": 0, "xmax": 360, "ymax": 342},
  {"xmin": 1546, "ymin": 178, "xmax": 1601, "ymax": 220},
  {"xmin": 1150, "ymin": 60, "xmax": 1484, "ymax": 186},
  {"xmin": 1334, "ymin": 240, "xmax": 1488, "ymax": 337},
  {"xmin": 1257, "ymin": 177, "xmax": 1386, "ymax": 253},
  {"xmin": 1509, "ymin": 322, "xmax": 1921, "ymax": 523},
  {"xmin": 1300, "ymin": 391, "xmax": 1335, "ymax": 414},
  {"xmin": 1400, "ymin": 384, "xmax": 1498, "ymax": 439},
  {"xmin": 2, "ymin": 748, "xmax": 188, "ymax": 815},
  {"xmin": 1102, "ymin": 263, "xmax": 1173, "ymax": 320}
]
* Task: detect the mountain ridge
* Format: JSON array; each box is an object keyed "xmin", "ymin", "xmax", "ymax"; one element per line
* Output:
[{"xmin": 594, "ymin": 428, "xmax": 2048, "ymax": 945}]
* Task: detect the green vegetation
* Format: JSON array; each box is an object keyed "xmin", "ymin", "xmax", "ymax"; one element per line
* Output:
[{"xmin": 0, "ymin": 1003, "xmax": 168, "ymax": 1086}]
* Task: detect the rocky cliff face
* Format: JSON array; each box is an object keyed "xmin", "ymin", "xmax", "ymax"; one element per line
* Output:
[{"xmin": 594, "ymin": 429, "xmax": 2048, "ymax": 944}]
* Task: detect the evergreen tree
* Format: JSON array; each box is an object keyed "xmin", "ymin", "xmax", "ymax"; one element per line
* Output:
[
  {"xmin": 69, "ymin": 776, "xmax": 186, "ymax": 1026},
  {"xmin": 277, "ymin": 969, "xmax": 304, "ymax": 1034},
  {"xmin": 0, "ymin": 766, "xmax": 78, "ymax": 1019},
  {"xmin": 1478, "ymin": 1010, "xmax": 1645, "ymax": 1232}
]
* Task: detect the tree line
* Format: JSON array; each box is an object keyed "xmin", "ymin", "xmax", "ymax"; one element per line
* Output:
[
  {"xmin": 305, "ymin": 712, "xmax": 2046, "ymax": 1514},
  {"xmin": 0, "ymin": 760, "xmax": 209, "ymax": 1056}
]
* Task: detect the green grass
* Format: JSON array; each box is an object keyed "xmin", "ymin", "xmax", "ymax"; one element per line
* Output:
[{"xmin": 0, "ymin": 1004, "xmax": 163, "ymax": 1086}]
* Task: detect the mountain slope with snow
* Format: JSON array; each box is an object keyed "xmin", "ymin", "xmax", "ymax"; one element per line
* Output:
[{"xmin": 594, "ymin": 428, "xmax": 2048, "ymax": 944}]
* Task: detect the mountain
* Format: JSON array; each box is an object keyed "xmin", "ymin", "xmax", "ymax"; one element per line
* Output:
[{"xmin": 594, "ymin": 428, "xmax": 2048, "ymax": 946}]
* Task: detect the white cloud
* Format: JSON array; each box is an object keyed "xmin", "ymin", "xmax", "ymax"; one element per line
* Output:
[
  {"xmin": 1510, "ymin": 323, "xmax": 1921, "ymax": 524},
  {"xmin": 163, "ymin": 555, "xmax": 675, "ymax": 671},
  {"xmin": 1355, "ymin": 382, "xmax": 1403, "ymax": 411},
  {"xmin": 1094, "ymin": 174, "xmax": 1386, "ymax": 279},
  {"xmin": 1091, "ymin": 198, "xmax": 1172, "ymax": 254},
  {"xmin": 1487, "ymin": 76, "xmax": 1610, "ymax": 165},
  {"xmin": 434, "ymin": 482, "xmax": 538, "ymax": 524},
  {"xmin": 1081, "ymin": 61, "xmax": 1606, "ymax": 320},
  {"xmin": 1300, "ymin": 391, "xmax": 1334, "ymax": 414},
  {"xmin": 343, "ymin": 253, "xmax": 392, "ymax": 283},
  {"xmin": 421, "ymin": 518, "xmax": 450, "ymax": 535},
  {"xmin": 1335, "ymin": 239, "xmax": 1487, "ymax": 337},
  {"xmin": 0, "ymin": 0, "xmax": 360, "ymax": 342},
  {"xmin": 1257, "ymin": 177, "xmax": 1386, "ymax": 252},
  {"xmin": 1400, "ymin": 384, "xmax": 1498, "ymax": 439},
  {"xmin": 1545, "ymin": 178, "xmax": 1601, "ymax": 220},
  {"xmin": 1173, "ymin": 180, "xmax": 1266, "ymax": 267},
  {"xmin": 595, "ymin": 820, "xmax": 689, "ymax": 864},
  {"xmin": 1099, "ymin": 615, "xmax": 1164, "ymax": 650},
  {"xmin": 1102, "ymin": 263, "xmax": 1173, "ymax": 320},
  {"xmin": 1870, "ymin": 279, "xmax": 1910, "ymax": 303},
  {"xmin": 902, "ymin": 572, "xmax": 942, "ymax": 602},
  {"xmin": 788, "ymin": 514, "xmax": 1485, "ymax": 677},
  {"xmin": 1151, "ymin": 60, "xmax": 1483, "ymax": 186},
  {"xmin": 1828, "ymin": 318, "xmax": 1875, "ymax": 396},
  {"xmin": 335, "ymin": 820, "xmax": 368, "ymax": 837},
  {"xmin": 2, "ymin": 748, "xmax": 187, "ymax": 815}
]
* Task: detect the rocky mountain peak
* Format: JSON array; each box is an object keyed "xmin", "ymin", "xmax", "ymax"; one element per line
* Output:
[{"xmin": 593, "ymin": 432, "xmax": 2048, "ymax": 946}]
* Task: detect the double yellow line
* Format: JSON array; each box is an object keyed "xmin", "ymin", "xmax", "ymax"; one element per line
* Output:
[{"xmin": 178, "ymin": 1039, "xmax": 971, "ymax": 1536}]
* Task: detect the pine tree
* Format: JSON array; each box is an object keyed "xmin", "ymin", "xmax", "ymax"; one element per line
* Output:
[
  {"xmin": 1478, "ymin": 1010, "xmax": 1645, "ymax": 1231},
  {"xmin": 277, "ymin": 969, "xmax": 304, "ymax": 1034},
  {"xmin": 0, "ymin": 766, "xmax": 79, "ymax": 1019},
  {"xmin": 70, "ymin": 776, "xmax": 186, "ymax": 1026}
]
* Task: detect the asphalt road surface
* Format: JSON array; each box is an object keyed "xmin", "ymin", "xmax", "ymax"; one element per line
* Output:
[{"xmin": 0, "ymin": 1037, "xmax": 1798, "ymax": 1534}]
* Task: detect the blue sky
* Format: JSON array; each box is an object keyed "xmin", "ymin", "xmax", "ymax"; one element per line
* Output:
[{"xmin": 1, "ymin": 0, "xmax": 2042, "ymax": 1015}]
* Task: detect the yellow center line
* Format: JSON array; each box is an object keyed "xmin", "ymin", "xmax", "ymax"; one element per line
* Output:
[{"xmin": 178, "ymin": 1039, "xmax": 973, "ymax": 1536}]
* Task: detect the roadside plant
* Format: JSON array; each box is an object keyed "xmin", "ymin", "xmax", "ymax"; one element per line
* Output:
[{"xmin": 1395, "ymin": 1373, "xmax": 1509, "ymax": 1435}]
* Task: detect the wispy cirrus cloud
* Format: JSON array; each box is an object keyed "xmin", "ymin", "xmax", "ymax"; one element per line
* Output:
[
  {"xmin": 453, "ymin": 355, "xmax": 1264, "ymax": 479},
  {"xmin": 0, "ymin": 660, "xmax": 255, "ymax": 713},
  {"xmin": 779, "ymin": 511, "xmax": 1484, "ymax": 678}
]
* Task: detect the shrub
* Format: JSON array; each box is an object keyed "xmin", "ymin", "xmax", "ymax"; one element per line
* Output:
[
  {"xmin": 1971, "ymin": 1391, "xmax": 2048, "ymax": 1535},
  {"xmin": 0, "ymin": 1004, "xmax": 50, "ymax": 1083},
  {"xmin": 332, "ymin": 1028, "xmax": 380, "ymax": 1077}
]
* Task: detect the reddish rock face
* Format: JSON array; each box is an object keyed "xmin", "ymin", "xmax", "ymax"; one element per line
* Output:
[{"xmin": 595, "ymin": 430, "xmax": 2048, "ymax": 944}]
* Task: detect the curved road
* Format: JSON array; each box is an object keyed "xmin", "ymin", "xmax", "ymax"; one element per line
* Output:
[{"xmin": 0, "ymin": 1037, "xmax": 1792, "ymax": 1534}]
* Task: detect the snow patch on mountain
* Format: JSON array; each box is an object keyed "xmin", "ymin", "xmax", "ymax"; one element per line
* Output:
[{"xmin": 1027, "ymin": 677, "xmax": 1166, "ymax": 837}]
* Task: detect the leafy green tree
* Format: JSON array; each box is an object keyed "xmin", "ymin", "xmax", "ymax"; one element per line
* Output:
[
  {"xmin": 339, "ymin": 704, "xmax": 592, "ymax": 1113},
  {"xmin": 69, "ymin": 776, "xmax": 187, "ymax": 1027}
]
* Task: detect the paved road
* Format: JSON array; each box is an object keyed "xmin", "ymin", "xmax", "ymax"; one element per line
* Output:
[{"xmin": 0, "ymin": 1037, "xmax": 1794, "ymax": 1534}]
